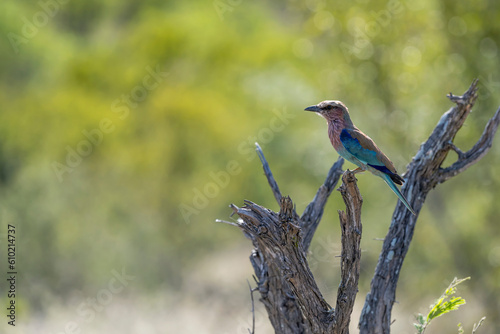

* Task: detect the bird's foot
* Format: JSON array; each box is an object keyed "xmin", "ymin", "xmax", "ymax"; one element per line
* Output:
[{"xmin": 351, "ymin": 167, "xmax": 365, "ymax": 174}]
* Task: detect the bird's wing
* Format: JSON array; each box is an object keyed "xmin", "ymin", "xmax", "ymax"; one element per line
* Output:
[{"xmin": 340, "ymin": 128, "xmax": 402, "ymax": 183}]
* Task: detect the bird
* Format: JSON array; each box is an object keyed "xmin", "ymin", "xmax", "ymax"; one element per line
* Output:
[{"xmin": 305, "ymin": 100, "xmax": 416, "ymax": 215}]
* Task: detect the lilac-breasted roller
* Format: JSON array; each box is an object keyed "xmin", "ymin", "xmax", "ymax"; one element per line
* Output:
[{"xmin": 305, "ymin": 100, "xmax": 416, "ymax": 215}]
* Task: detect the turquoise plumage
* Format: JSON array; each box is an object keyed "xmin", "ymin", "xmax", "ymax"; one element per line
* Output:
[{"xmin": 305, "ymin": 100, "xmax": 416, "ymax": 215}]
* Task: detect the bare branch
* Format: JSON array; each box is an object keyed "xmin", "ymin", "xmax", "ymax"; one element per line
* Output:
[
  {"xmin": 472, "ymin": 316, "xmax": 486, "ymax": 334},
  {"xmin": 215, "ymin": 218, "xmax": 239, "ymax": 227},
  {"xmin": 445, "ymin": 141, "xmax": 466, "ymax": 159},
  {"xmin": 255, "ymin": 142, "xmax": 282, "ymax": 204},
  {"xmin": 359, "ymin": 79, "xmax": 500, "ymax": 333},
  {"xmin": 247, "ymin": 280, "xmax": 256, "ymax": 334},
  {"xmin": 255, "ymin": 142, "xmax": 344, "ymax": 251},
  {"xmin": 438, "ymin": 106, "xmax": 500, "ymax": 183},
  {"xmin": 330, "ymin": 171, "xmax": 363, "ymax": 334}
]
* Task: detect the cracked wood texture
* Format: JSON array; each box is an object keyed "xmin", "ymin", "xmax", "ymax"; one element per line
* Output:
[
  {"xmin": 231, "ymin": 165, "xmax": 364, "ymax": 333},
  {"xmin": 233, "ymin": 197, "xmax": 333, "ymax": 334},
  {"xmin": 331, "ymin": 171, "xmax": 363, "ymax": 333},
  {"xmin": 224, "ymin": 80, "xmax": 500, "ymax": 334}
]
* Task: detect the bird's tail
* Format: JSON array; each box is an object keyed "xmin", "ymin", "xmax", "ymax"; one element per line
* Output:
[{"xmin": 381, "ymin": 174, "xmax": 416, "ymax": 215}]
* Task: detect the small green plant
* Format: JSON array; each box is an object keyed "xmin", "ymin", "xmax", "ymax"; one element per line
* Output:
[{"xmin": 414, "ymin": 277, "xmax": 485, "ymax": 334}]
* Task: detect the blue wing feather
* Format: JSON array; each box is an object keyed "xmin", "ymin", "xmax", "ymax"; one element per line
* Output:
[
  {"xmin": 340, "ymin": 130, "xmax": 414, "ymax": 214},
  {"xmin": 367, "ymin": 164, "xmax": 393, "ymax": 174},
  {"xmin": 340, "ymin": 129, "xmax": 379, "ymax": 165}
]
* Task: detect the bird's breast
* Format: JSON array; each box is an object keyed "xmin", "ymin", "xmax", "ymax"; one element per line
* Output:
[{"xmin": 327, "ymin": 121, "xmax": 344, "ymax": 151}]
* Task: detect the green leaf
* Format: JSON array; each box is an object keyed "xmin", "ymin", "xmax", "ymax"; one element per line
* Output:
[
  {"xmin": 427, "ymin": 296, "xmax": 466, "ymax": 321},
  {"xmin": 415, "ymin": 277, "xmax": 471, "ymax": 334}
]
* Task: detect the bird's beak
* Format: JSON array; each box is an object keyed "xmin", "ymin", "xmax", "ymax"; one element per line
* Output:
[{"xmin": 304, "ymin": 105, "xmax": 320, "ymax": 112}]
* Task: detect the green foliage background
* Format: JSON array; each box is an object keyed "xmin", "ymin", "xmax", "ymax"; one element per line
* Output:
[{"xmin": 0, "ymin": 0, "xmax": 499, "ymax": 332}]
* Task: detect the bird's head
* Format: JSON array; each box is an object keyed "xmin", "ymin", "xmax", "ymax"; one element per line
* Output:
[
  {"xmin": 304, "ymin": 100, "xmax": 351, "ymax": 123},
  {"xmin": 305, "ymin": 100, "xmax": 354, "ymax": 128}
]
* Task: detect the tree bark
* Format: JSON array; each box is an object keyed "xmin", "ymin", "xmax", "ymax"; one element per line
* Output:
[
  {"xmin": 359, "ymin": 80, "xmax": 500, "ymax": 333},
  {"xmin": 330, "ymin": 171, "xmax": 363, "ymax": 333},
  {"xmin": 221, "ymin": 80, "xmax": 500, "ymax": 334},
  {"xmin": 228, "ymin": 167, "xmax": 364, "ymax": 333}
]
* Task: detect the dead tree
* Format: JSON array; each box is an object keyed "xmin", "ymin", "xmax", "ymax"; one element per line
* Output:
[{"xmin": 220, "ymin": 80, "xmax": 500, "ymax": 333}]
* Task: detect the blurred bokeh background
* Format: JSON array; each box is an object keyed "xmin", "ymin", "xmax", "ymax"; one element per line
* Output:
[{"xmin": 0, "ymin": 0, "xmax": 499, "ymax": 333}]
